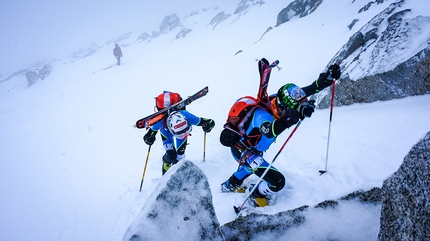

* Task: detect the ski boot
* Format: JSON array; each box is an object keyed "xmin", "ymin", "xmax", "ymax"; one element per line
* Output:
[
  {"xmin": 221, "ymin": 180, "xmax": 247, "ymax": 193},
  {"xmin": 248, "ymin": 184, "xmax": 269, "ymax": 207}
]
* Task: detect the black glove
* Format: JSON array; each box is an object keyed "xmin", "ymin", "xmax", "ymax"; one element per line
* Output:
[
  {"xmin": 220, "ymin": 128, "xmax": 241, "ymax": 147},
  {"xmin": 316, "ymin": 63, "xmax": 341, "ymax": 90},
  {"xmin": 298, "ymin": 100, "xmax": 316, "ymax": 120},
  {"xmin": 328, "ymin": 63, "xmax": 341, "ymax": 80},
  {"xmin": 282, "ymin": 108, "xmax": 300, "ymax": 126},
  {"xmin": 199, "ymin": 118, "xmax": 215, "ymax": 133},
  {"xmin": 143, "ymin": 129, "xmax": 157, "ymax": 145}
]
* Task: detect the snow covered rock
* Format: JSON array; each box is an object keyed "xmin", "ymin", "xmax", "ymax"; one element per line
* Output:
[
  {"xmin": 122, "ymin": 160, "xmax": 223, "ymax": 241},
  {"xmin": 275, "ymin": 0, "xmax": 322, "ymax": 26},
  {"xmin": 315, "ymin": 0, "xmax": 430, "ymax": 108},
  {"xmin": 221, "ymin": 188, "xmax": 382, "ymax": 241},
  {"xmin": 378, "ymin": 131, "xmax": 430, "ymax": 240},
  {"xmin": 159, "ymin": 14, "xmax": 181, "ymax": 34}
]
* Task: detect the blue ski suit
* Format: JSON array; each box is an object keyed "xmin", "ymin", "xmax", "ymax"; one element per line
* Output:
[{"xmin": 146, "ymin": 110, "xmax": 215, "ymax": 174}]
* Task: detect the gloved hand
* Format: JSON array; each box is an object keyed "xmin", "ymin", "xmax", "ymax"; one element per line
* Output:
[
  {"xmin": 281, "ymin": 108, "xmax": 300, "ymax": 127},
  {"xmin": 220, "ymin": 128, "xmax": 241, "ymax": 147},
  {"xmin": 317, "ymin": 63, "xmax": 341, "ymax": 89},
  {"xmin": 143, "ymin": 129, "xmax": 157, "ymax": 145},
  {"xmin": 200, "ymin": 118, "xmax": 215, "ymax": 133},
  {"xmin": 298, "ymin": 100, "xmax": 316, "ymax": 120},
  {"xmin": 327, "ymin": 63, "xmax": 341, "ymax": 80}
]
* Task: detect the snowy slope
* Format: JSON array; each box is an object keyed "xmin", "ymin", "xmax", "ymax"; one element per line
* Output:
[{"xmin": 1, "ymin": 0, "xmax": 429, "ymax": 240}]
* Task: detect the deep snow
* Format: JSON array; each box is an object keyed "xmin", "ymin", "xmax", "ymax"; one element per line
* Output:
[{"xmin": 1, "ymin": 0, "xmax": 429, "ymax": 240}]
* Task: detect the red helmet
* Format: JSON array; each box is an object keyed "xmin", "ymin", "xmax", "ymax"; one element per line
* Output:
[{"xmin": 155, "ymin": 91, "xmax": 182, "ymax": 110}]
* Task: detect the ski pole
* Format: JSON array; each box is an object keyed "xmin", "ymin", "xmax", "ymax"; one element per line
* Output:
[
  {"xmin": 203, "ymin": 132, "xmax": 207, "ymax": 162},
  {"xmin": 319, "ymin": 80, "xmax": 336, "ymax": 175},
  {"xmin": 234, "ymin": 120, "xmax": 302, "ymax": 214},
  {"xmin": 139, "ymin": 145, "xmax": 152, "ymax": 191}
]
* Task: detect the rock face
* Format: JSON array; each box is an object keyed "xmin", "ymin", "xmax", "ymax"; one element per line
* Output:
[
  {"xmin": 160, "ymin": 14, "xmax": 181, "ymax": 34},
  {"xmin": 122, "ymin": 160, "xmax": 223, "ymax": 241},
  {"xmin": 208, "ymin": 12, "xmax": 231, "ymax": 30},
  {"xmin": 275, "ymin": 0, "xmax": 322, "ymax": 26},
  {"xmin": 221, "ymin": 188, "xmax": 382, "ymax": 241},
  {"xmin": 378, "ymin": 131, "xmax": 430, "ymax": 241},
  {"xmin": 314, "ymin": 0, "xmax": 430, "ymax": 108},
  {"xmin": 25, "ymin": 64, "xmax": 53, "ymax": 87}
]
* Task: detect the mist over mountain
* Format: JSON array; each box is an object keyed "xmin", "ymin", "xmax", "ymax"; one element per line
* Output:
[{"xmin": 1, "ymin": 0, "xmax": 429, "ymax": 240}]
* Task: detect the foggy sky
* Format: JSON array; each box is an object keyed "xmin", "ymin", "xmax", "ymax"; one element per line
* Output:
[{"xmin": 0, "ymin": 0, "xmax": 230, "ymax": 73}]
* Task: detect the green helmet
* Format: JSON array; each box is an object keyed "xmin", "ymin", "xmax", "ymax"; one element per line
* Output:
[{"xmin": 276, "ymin": 83, "xmax": 306, "ymax": 109}]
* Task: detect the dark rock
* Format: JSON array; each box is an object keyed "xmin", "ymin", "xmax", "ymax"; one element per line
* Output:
[
  {"xmin": 25, "ymin": 70, "xmax": 38, "ymax": 87},
  {"xmin": 208, "ymin": 12, "xmax": 231, "ymax": 30},
  {"xmin": 122, "ymin": 161, "xmax": 223, "ymax": 241},
  {"xmin": 160, "ymin": 14, "xmax": 181, "ymax": 34},
  {"xmin": 176, "ymin": 28, "xmax": 192, "ymax": 39},
  {"xmin": 314, "ymin": 0, "xmax": 430, "ymax": 108},
  {"xmin": 276, "ymin": 0, "xmax": 322, "ymax": 26},
  {"xmin": 137, "ymin": 32, "xmax": 151, "ymax": 42},
  {"xmin": 378, "ymin": 131, "xmax": 430, "ymax": 240},
  {"xmin": 221, "ymin": 205, "xmax": 308, "ymax": 241}
]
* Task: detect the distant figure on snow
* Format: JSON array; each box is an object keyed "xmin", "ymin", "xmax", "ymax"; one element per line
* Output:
[{"xmin": 113, "ymin": 44, "xmax": 123, "ymax": 65}]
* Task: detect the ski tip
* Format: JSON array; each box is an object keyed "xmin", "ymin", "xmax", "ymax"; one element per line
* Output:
[{"xmin": 319, "ymin": 170, "xmax": 327, "ymax": 175}]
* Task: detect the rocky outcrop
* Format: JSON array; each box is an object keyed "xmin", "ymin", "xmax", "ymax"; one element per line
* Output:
[
  {"xmin": 25, "ymin": 70, "xmax": 38, "ymax": 87},
  {"xmin": 137, "ymin": 32, "xmax": 151, "ymax": 42},
  {"xmin": 316, "ymin": 48, "xmax": 430, "ymax": 108},
  {"xmin": 208, "ymin": 12, "xmax": 231, "ymax": 30},
  {"xmin": 176, "ymin": 28, "xmax": 192, "ymax": 39},
  {"xmin": 25, "ymin": 64, "xmax": 53, "ymax": 87},
  {"xmin": 160, "ymin": 14, "xmax": 181, "ymax": 34},
  {"xmin": 314, "ymin": 0, "xmax": 430, "ymax": 108},
  {"xmin": 276, "ymin": 0, "xmax": 322, "ymax": 26},
  {"xmin": 221, "ymin": 188, "xmax": 382, "ymax": 241},
  {"xmin": 234, "ymin": 0, "xmax": 265, "ymax": 15},
  {"xmin": 122, "ymin": 161, "xmax": 223, "ymax": 241},
  {"xmin": 378, "ymin": 131, "xmax": 430, "ymax": 240}
]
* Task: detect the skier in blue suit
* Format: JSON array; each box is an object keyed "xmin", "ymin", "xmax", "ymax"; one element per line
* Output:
[
  {"xmin": 143, "ymin": 91, "xmax": 215, "ymax": 175},
  {"xmin": 220, "ymin": 64, "xmax": 341, "ymax": 207}
]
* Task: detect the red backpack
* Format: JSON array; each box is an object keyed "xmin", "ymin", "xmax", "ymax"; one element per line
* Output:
[{"xmin": 223, "ymin": 58, "xmax": 278, "ymax": 141}]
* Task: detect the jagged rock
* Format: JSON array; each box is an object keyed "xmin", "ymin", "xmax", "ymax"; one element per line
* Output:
[
  {"xmin": 378, "ymin": 131, "xmax": 430, "ymax": 240},
  {"xmin": 208, "ymin": 12, "xmax": 231, "ymax": 30},
  {"xmin": 25, "ymin": 70, "xmax": 38, "ymax": 87},
  {"xmin": 234, "ymin": 0, "xmax": 252, "ymax": 15},
  {"xmin": 38, "ymin": 64, "xmax": 52, "ymax": 80},
  {"xmin": 160, "ymin": 14, "xmax": 181, "ymax": 34},
  {"xmin": 122, "ymin": 161, "xmax": 223, "ymax": 241},
  {"xmin": 137, "ymin": 32, "xmax": 151, "ymax": 42},
  {"xmin": 314, "ymin": 0, "xmax": 430, "ymax": 108},
  {"xmin": 275, "ymin": 0, "xmax": 322, "ymax": 26},
  {"xmin": 316, "ymin": 46, "xmax": 430, "ymax": 108},
  {"xmin": 234, "ymin": 0, "xmax": 265, "ymax": 15},
  {"xmin": 176, "ymin": 28, "xmax": 192, "ymax": 39},
  {"xmin": 359, "ymin": 2, "xmax": 375, "ymax": 13},
  {"xmin": 348, "ymin": 18, "xmax": 360, "ymax": 30},
  {"xmin": 221, "ymin": 205, "xmax": 308, "ymax": 241},
  {"xmin": 340, "ymin": 187, "xmax": 382, "ymax": 204},
  {"xmin": 221, "ymin": 188, "xmax": 382, "ymax": 240}
]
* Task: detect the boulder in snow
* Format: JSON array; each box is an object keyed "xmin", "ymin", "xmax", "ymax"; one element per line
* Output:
[
  {"xmin": 122, "ymin": 160, "xmax": 223, "ymax": 241},
  {"xmin": 378, "ymin": 131, "xmax": 430, "ymax": 240}
]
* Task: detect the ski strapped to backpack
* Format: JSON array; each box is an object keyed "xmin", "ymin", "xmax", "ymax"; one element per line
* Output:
[
  {"xmin": 134, "ymin": 86, "xmax": 209, "ymax": 129},
  {"xmin": 223, "ymin": 59, "xmax": 280, "ymax": 138}
]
